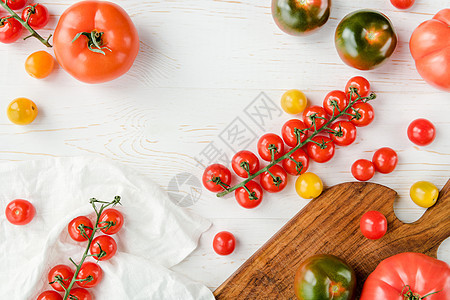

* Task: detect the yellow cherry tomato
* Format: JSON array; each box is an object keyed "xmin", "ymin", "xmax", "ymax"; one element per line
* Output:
[
  {"xmin": 295, "ymin": 172, "xmax": 323, "ymax": 199},
  {"xmin": 410, "ymin": 181, "xmax": 439, "ymax": 208},
  {"xmin": 281, "ymin": 89, "xmax": 308, "ymax": 115},
  {"xmin": 25, "ymin": 51, "xmax": 55, "ymax": 79},
  {"xmin": 7, "ymin": 98, "xmax": 38, "ymax": 125}
]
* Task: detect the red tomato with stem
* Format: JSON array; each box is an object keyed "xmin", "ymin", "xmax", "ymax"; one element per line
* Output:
[
  {"xmin": 69, "ymin": 288, "xmax": 92, "ymax": 300},
  {"xmin": 5, "ymin": 199, "xmax": 35, "ymax": 225},
  {"xmin": 22, "ymin": 3, "xmax": 49, "ymax": 29},
  {"xmin": 345, "ymin": 76, "xmax": 370, "ymax": 100},
  {"xmin": 257, "ymin": 133, "xmax": 285, "ymax": 162},
  {"xmin": 48, "ymin": 265, "xmax": 74, "ymax": 292},
  {"xmin": 390, "ymin": 0, "xmax": 414, "ymax": 9},
  {"xmin": 282, "ymin": 148, "xmax": 309, "ymax": 175},
  {"xmin": 372, "ymin": 147, "xmax": 398, "ymax": 174},
  {"xmin": 99, "ymin": 208, "xmax": 124, "ymax": 235},
  {"xmin": 347, "ymin": 102, "xmax": 374, "ymax": 127},
  {"xmin": 307, "ymin": 136, "xmax": 335, "ymax": 163},
  {"xmin": 360, "ymin": 211, "xmax": 387, "ymax": 240},
  {"xmin": 76, "ymin": 262, "xmax": 103, "ymax": 288},
  {"xmin": 407, "ymin": 118, "xmax": 436, "ymax": 146},
  {"xmin": 90, "ymin": 235, "xmax": 117, "ymax": 261},
  {"xmin": 281, "ymin": 119, "xmax": 308, "ymax": 147},
  {"xmin": 231, "ymin": 150, "xmax": 260, "ymax": 178},
  {"xmin": 234, "ymin": 180, "xmax": 263, "ymax": 209},
  {"xmin": 260, "ymin": 164, "xmax": 287, "ymax": 192},
  {"xmin": 68, "ymin": 216, "xmax": 93, "ymax": 242},
  {"xmin": 328, "ymin": 121, "xmax": 357, "ymax": 146},
  {"xmin": 37, "ymin": 291, "xmax": 62, "ymax": 300},
  {"xmin": 0, "ymin": 16, "xmax": 22, "ymax": 43},
  {"xmin": 213, "ymin": 231, "xmax": 235, "ymax": 255},
  {"xmin": 322, "ymin": 90, "xmax": 349, "ymax": 116},
  {"xmin": 2, "ymin": 0, "xmax": 27, "ymax": 10},
  {"xmin": 202, "ymin": 164, "xmax": 232, "ymax": 192},
  {"xmin": 351, "ymin": 159, "xmax": 375, "ymax": 181},
  {"xmin": 303, "ymin": 106, "xmax": 328, "ymax": 130}
]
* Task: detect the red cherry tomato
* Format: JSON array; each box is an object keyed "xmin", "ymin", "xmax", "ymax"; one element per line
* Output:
[
  {"xmin": 328, "ymin": 121, "xmax": 357, "ymax": 146},
  {"xmin": 351, "ymin": 159, "xmax": 375, "ymax": 181},
  {"xmin": 260, "ymin": 164, "xmax": 288, "ymax": 193},
  {"xmin": 281, "ymin": 119, "xmax": 308, "ymax": 148},
  {"xmin": 345, "ymin": 76, "xmax": 370, "ymax": 100},
  {"xmin": 5, "ymin": 199, "xmax": 35, "ymax": 225},
  {"xmin": 21, "ymin": 3, "xmax": 49, "ymax": 29},
  {"xmin": 90, "ymin": 235, "xmax": 117, "ymax": 261},
  {"xmin": 76, "ymin": 262, "xmax": 103, "ymax": 288},
  {"xmin": 99, "ymin": 208, "xmax": 124, "ymax": 235},
  {"xmin": 347, "ymin": 102, "xmax": 374, "ymax": 127},
  {"xmin": 360, "ymin": 211, "xmax": 387, "ymax": 240},
  {"xmin": 0, "ymin": 16, "xmax": 23, "ymax": 43},
  {"xmin": 68, "ymin": 216, "xmax": 93, "ymax": 242},
  {"xmin": 213, "ymin": 231, "xmax": 235, "ymax": 255},
  {"xmin": 231, "ymin": 150, "xmax": 260, "ymax": 178},
  {"xmin": 407, "ymin": 118, "xmax": 436, "ymax": 146},
  {"xmin": 48, "ymin": 265, "xmax": 74, "ymax": 292},
  {"xmin": 372, "ymin": 147, "xmax": 398, "ymax": 174},
  {"xmin": 235, "ymin": 180, "xmax": 263, "ymax": 209},
  {"xmin": 303, "ymin": 106, "xmax": 328, "ymax": 130},
  {"xmin": 2, "ymin": 0, "xmax": 27, "ymax": 10},
  {"xmin": 282, "ymin": 148, "xmax": 309, "ymax": 175},
  {"xmin": 202, "ymin": 164, "xmax": 232, "ymax": 192},
  {"xmin": 307, "ymin": 136, "xmax": 335, "ymax": 163},
  {"xmin": 390, "ymin": 0, "xmax": 414, "ymax": 9},
  {"xmin": 68, "ymin": 288, "xmax": 92, "ymax": 300},
  {"xmin": 322, "ymin": 90, "xmax": 349, "ymax": 116},
  {"xmin": 37, "ymin": 291, "xmax": 62, "ymax": 300},
  {"xmin": 257, "ymin": 133, "xmax": 285, "ymax": 162}
]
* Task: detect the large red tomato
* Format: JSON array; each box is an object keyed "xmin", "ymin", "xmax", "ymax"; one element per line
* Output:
[
  {"xmin": 410, "ymin": 9, "xmax": 450, "ymax": 92},
  {"xmin": 53, "ymin": 1, "xmax": 139, "ymax": 83},
  {"xmin": 361, "ymin": 253, "xmax": 450, "ymax": 299}
]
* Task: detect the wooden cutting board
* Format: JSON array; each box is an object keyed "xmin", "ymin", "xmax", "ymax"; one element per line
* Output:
[{"xmin": 214, "ymin": 179, "xmax": 450, "ymax": 299}]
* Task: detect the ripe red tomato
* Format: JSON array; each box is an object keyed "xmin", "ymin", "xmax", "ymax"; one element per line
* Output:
[
  {"xmin": 328, "ymin": 121, "xmax": 357, "ymax": 146},
  {"xmin": 5, "ymin": 199, "xmax": 35, "ymax": 225},
  {"xmin": 281, "ymin": 119, "xmax": 308, "ymax": 147},
  {"xmin": 360, "ymin": 211, "xmax": 387, "ymax": 240},
  {"xmin": 347, "ymin": 102, "xmax": 374, "ymax": 127},
  {"xmin": 2, "ymin": 0, "xmax": 27, "ymax": 10},
  {"xmin": 260, "ymin": 164, "xmax": 288, "ymax": 192},
  {"xmin": 351, "ymin": 159, "xmax": 375, "ymax": 181},
  {"xmin": 68, "ymin": 288, "xmax": 92, "ymax": 300},
  {"xmin": 322, "ymin": 90, "xmax": 349, "ymax": 116},
  {"xmin": 76, "ymin": 262, "xmax": 103, "ymax": 288},
  {"xmin": 372, "ymin": 147, "xmax": 398, "ymax": 174},
  {"xmin": 390, "ymin": 0, "xmax": 414, "ymax": 9},
  {"xmin": 303, "ymin": 106, "xmax": 328, "ymax": 130},
  {"xmin": 0, "ymin": 16, "xmax": 23, "ymax": 43},
  {"xmin": 231, "ymin": 150, "xmax": 260, "ymax": 178},
  {"xmin": 202, "ymin": 164, "xmax": 232, "ymax": 192},
  {"xmin": 257, "ymin": 133, "xmax": 285, "ymax": 162},
  {"xmin": 407, "ymin": 118, "xmax": 436, "ymax": 146},
  {"xmin": 282, "ymin": 148, "xmax": 309, "ymax": 175},
  {"xmin": 213, "ymin": 231, "xmax": 235, "ymax": 255},
  {"xmin": 53, "ymin": 1, "xmax": 139, "ymax": 83},
  {"xmin": 99, "ymin": 208, "xmax": 124, "ymax": 235},
  {"xmin": 90, "ymin": 235, "xmax": 117, "ymax": 261},
  {"xmin": 37, "ymin": 290, "xmax": 62, "ymax": 300},
  {"xmin": 307, "ymin": 136, "xmax": 335, "ymax": 163},
  {"xmin": 22, "ymin": 4, "xmax": 49, "ymax": 29},
  {"xmin": 48, "ymin": 265, "xmax": 74, "ymax": 292},
  {"xmin": 235, "ymin": 181, "xmax": 263, "ymax": 209},
  {"xmin": 345, "ymin": 76, "xmax": 370, "ymax": 100},
  {"xmin": 68, "ymin": 216, "xmax": 93, "ymax": 242}
]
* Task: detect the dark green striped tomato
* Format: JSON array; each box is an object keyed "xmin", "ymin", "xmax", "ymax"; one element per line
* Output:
[
  {"xmin": 335, "ymin": 10, "xmax": 397, "ymax": 70},
  {"xmin": 272, "ymin": 0, "xmax": 331, "ymax": 36},
  {"xmin": 294, "ymin": 254, "xmax": 356, "ymax": 300}
]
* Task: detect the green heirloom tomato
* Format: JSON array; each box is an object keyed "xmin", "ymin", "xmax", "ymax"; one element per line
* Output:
[
  {"xmin": 335, "ymin": 10, "xmax": 397, "ymax": 70},
  {"xmin": 294, "ymin": 254, "xmax": 356, "ymax": 300},
  {"xmin": 272, "ymin": 0, "xmax": 331, "ymax": 36}
]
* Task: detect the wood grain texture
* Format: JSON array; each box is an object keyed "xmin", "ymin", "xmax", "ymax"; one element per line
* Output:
[{"xmin": 214, "ymin": 180, "xmax": 450, "ymax": 299}]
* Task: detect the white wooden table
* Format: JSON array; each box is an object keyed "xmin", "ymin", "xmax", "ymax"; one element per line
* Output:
[{"xmin": 0, "ymin": 0, "xmax": 449, "ymax": 292}]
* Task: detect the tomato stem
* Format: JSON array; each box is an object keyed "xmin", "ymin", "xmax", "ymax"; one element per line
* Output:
[{"xmin": 72, "ymin": 30, "xmax": 111, "ymax": 55}]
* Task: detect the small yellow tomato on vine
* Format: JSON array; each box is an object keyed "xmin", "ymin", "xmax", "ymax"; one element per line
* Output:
[
  {"xmin": 281, "ymin": 89, "xmax": 308, "ymax": 115},
  {"xmin": 295, "ymin": 172, "xmax": 323, "ymax": 199},
  {"xmin": 7, "ymin": 97, "xmax": 38, "ymax": 125},
  {"xmin": 410, "ymin": 181, "xmax": 439, "ymax": 208},
  {"xmin": 25, "ymin": 51, "xmax": 55, "ymax": 79}
]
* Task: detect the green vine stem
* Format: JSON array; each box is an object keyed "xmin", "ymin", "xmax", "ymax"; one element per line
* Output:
[
  {"xmin": 0, "ymin": 1, "xmax": 52, "ymax": 47},
  {"xmin": 217, "ymin": 88, "xmax": 376, "ymax": 198},
  {"xmin": 401, "ymin": 285, "xmax": 441, "ymax": 299}
]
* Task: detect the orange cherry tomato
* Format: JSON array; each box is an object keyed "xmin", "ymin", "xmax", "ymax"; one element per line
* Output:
[
  {"xmin": 25, "ymin": 51, "xmax": 55, "ymax": 79},
  {"xmin": 7, "ymin": 97, "xmax": 38, "ymax": 125}
]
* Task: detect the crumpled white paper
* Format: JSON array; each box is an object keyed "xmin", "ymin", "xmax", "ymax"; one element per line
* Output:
[{"xmin": 0, "ymin": 157, "xmax": 214, "ymax": 300}]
